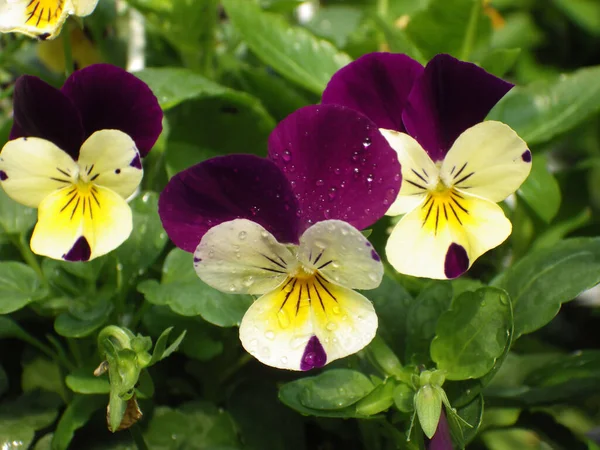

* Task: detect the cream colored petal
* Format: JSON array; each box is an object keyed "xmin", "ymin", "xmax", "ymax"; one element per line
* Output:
[
  {"xmin": 380, "ymin": 128, "xmax": 439, "ymax": 216},
  {"xmin": 0, "ymin": 0, "xmax": 73, "ymax": 39},
  {"xmin": 73, "ymin": 0, "xmax": 98, "ymax": 16},
  {"xmin": 194, "ymin": 219, "xmax": 296, "ymax": 295},
  {"xmin": 440, "ymin": 121, "xmax": 532, "ymax": 202},
  {"xmin": 0, "ymin": 137, "xmax": 78, "ymax": 208},
  {"xmin": 385, "ymin": 191, "xmax": 511, "ymax": 279}
]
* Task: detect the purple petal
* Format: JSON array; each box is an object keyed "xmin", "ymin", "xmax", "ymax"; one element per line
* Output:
[
  {"xmin": 268, "ymin": 104, "xmax": 401, "ymax": 232},
  {"xmin": 428, "ymin": 410, "xmax": 453, "ymax": 450},
  {"xmin": 300, "ymin": 335, "xmax": 327, "ymax": 371},
  {"xmin": 444, "ymin": 243, "xmax": 469, "ymax": 279},
  {"xmin": 63, "ymin": 236, "xmax": 92, "ymax": 262},
  {"xmin": 10, "ymin": 76, "xmax": 84, "ymax": 160},
  {"xmin": 322, "ymin": 53, "xmax": 424, "ymax": 132},
  {"xmin": 61, "ymin": 64, "xmax": 163, "ymax": 157},
  {"xmin": 159, "ymin": 154, "xmax": 300, "ymax": 252},
  {"xmin": 403, "ymin": 54, "xmax": 514, "ymax": 161}
]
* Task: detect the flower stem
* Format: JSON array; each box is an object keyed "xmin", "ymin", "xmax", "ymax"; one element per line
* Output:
[
  {"xmin": 62, "ymin": 24, "xmax": 74, "ymax": 77},
  {"xmin": 11, "ymin": 234, "xmax": 45, "ymax": 281},
  {"xmin": 460, "ymin": 0, "xmax": 482, "ymax": 62},
  {"xmin": 130, "ymin": 424, "xmax": 149, "ymax": 450}
]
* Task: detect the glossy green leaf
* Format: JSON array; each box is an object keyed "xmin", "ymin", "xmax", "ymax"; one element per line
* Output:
[
  {"xmin": 552, "ymin": 0, "xmax": 600, "ymax": 36},
  {"xmin": 479, "ymin": 48, "xmax": 521, "ymax": 77},
  {"xmin": 393, "ymin": 383, "xmax": 415, "ymax": 413},
  {"xmin": 0, "ymin": 188, "xmax": 36, "ymax": 237},
  {"xmin": 488, "ymin": 65, "xmax": 600, "ymax": 145},
  {"xmin": 66, "ymin": 367, "xmax": 110, "ymax": 394},
  {"xmin": 148, "ymin": 326, "xmax": 187, "ymax": 366},
  {"xmin": 448, "ymin": 393, "xmax": 483, "ymax": 447},
  {"xmin": 138, "ymin": 248, "xmax": 252, "ymax": 327},
  {"xmin": 22, "ymin": 357, "xmax": 67, "ymax": 399},
  {"xmin": 54, "ymin": 294, "xmax": 113, "ymax": 338},
  {"xmin": 492, "ymin": 238, "xmax": 600, "ymax": 338},
  {"xmin": 355, "ymin": 380, "xmax": 396, "ymax": 416},
  {"xmin": 222, "ymin": 0, "xmax": 351, "ymax": 94},
  {"xmin": 52, "ymin": 395, "xmax": 105, "ymax": 450},
  {"xmin": 517, "ymin": 154, "xmax": 561, "ymax": 223},
  {"xmin": 431, "ymin": 288, "xmax": 512, "ymax": 380},
  {"xmin": 0, "ymin": 261, "xmax": 46, "ymax": 314},
  {"xmin": 405, "ymin": 281, "xmax": 453, "ymax": 365},
  {"xmin": 297, "ymin": 369, "xmax": 375, "ymax": 410}
]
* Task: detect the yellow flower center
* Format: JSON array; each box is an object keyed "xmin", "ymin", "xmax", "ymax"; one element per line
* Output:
[{"xmin": 26, "ymin": 0, "xmax": 65, "ymax": 27}]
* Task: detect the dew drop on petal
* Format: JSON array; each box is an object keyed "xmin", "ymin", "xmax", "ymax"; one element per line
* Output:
[
  {"xmin": 249, "ymin": 339, "xmax": 258, "ymax": 349},
  {"xmin": 328, "ymin": 187, "xmax": 337, "ymax": 200},
  {"xmin": 363, "ymin": 137, "xmax": 371, "ymax": 148},
  {"xmin": 261, "ymin": 347, "xmax": 271, "ymax": 359},
  {"xmin": 368, "ymin": 272, "xmax": 379, "ymax": 282},
  {"xmin": 265, "ymin": 331, "xmax": 275, "ymax": 340},
  {"xmin": 278, "ymin": 309, "xmax": 291, "ymax": 328},
  {"xmin": 326, "ymin": 322, "xmax": 338, "ymax": 331},
  {"xmin": 332, "ymin": 306, "xmax": 341, "ymax": 315},
  {"xmin": 238, "ymin": 231, "xmax": 247, "ymax": 240},
  {"xmin": 334, "ymin": 168, "xmax": 341, "ymax": 175},
  {"xmin": 280, "ymin": 356, "xmax": 288, "ymax": 364},
  {"xmin": 331, "ymin": 261, "xmax": 340, "ymax": 268},
  {"xmin": 314, "ymin": 239, "xmax": 327, "ymax": 249},
  {"xmin": 316, "ymin": 179, "xmax": 324, "ymax": 186},
  {"xmin": 282, "ymin": 150, "xmax": 292, "ymax": 162}
]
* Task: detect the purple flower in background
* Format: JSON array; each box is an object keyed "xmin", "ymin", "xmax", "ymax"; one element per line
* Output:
[
  {"xmin": 428, "ymin": 410, "xmax": 453, "ymax": 450},
  {"xmin": 323, "ymin": 53, "xmax": 532, "ymax": 279},
  {"xmin": 159, "ymin": 104, "xmax": 401, "ymax": 371},
  {"xmin": 0, "ymin": 64, "xmax": 163, "ymax": 261}
]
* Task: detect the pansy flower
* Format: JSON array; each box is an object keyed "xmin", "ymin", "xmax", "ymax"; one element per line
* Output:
[
  {"xmin": 323, "ymin": 53, "xmax": 532, "ymax": 279},
  {"xmin": 0, "ymin": 64, "xmax": 162, "ymax": 261},
  {"xmin": 159, "ymin": 105, "xmax": 401, "ymax": 370},
  {"xmin": 0, "ymin": 0, "xmax": 99, "ymax": 40}
]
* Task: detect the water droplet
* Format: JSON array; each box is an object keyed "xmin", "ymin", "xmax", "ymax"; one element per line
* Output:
[
  {"xmin": 238, "ymin": 231, "xmax": 247, "ymax": 240},
  {"xmin": 316, "ymin": 179, "xmax": 324, "ymax": 186},
  {"xmin": 332, "ymin": 261, "xmax": 340, "ymax": 268},
  {"xmin": 250, "ymin": 206, "xmax": 259, "ymax": 216},
  {"xmin": 363, "ymin": 137, "xmax": 372, "ymax": 148},
  {"xmin": 338, "ymin": 387, "xmax": 346, "ymax": 395},
  {"xmin": 261, "ymin": 347, "xmax": 271, "ymax": 358},
  {"xmin": 260, "ymin": 230, "xmax": 269, "ymax": 239},
  {"xmin": 249, "ymin": 339, "xmax": 258, "ymax": 349},
  {"xmin": 229, "ymin": 285, "xmax": 236, "ymax": 292},
  {"xmin": 332, "ymin": 306, "xmax": 341, "ymax": 314},
  {"xmin": 278, "ymin": 309, "xmax": 291, "ymax": 328},
  {"xmin": 242, "ymin": 276, "xmax": 254, "ymax": 287},
  {"xmin": 366, "ymin": 174, "xmax": 374, "ymax": 183},
  {"xmin": 326, "ymin": 322, "xmax": 338, "ymax": 331},
  {"xmin": 314, "ymin": 239, "xmax": 327, "ymax": 249},
  {"xmin": 282, "ymin": 150, "xmax": 292, "ymax": 162},
  {"xmin": 280, "ymin": 356, "xmax": 288, "ymax": 364},
  {"xmin": 341, "ymin": 315, "xmax": 348, "ymax": 321},
  {"xmin": 291, "ymin": 336, "xmax": 307, "ymax": 349},
  {"xmin": 328, "ymin": 187, "xmax": 337, "ymax": 200},
  {"xmin": 324, "ymin": 209, "xmax": 331, "ymax": 219},
  {"xmin": 265, "ymin": 331, "xmax": 275, "ymax": 340},
  {"xmin": 334, "ymin": 168, "xmax": 341, "ymax": 175},
  {"xmin": 368, "ymin": 272, "xmax": 379, "ymax": 282}
]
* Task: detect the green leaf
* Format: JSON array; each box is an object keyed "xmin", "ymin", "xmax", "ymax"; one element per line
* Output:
[
  {"xmin": 149, "ymin": 327, "xmax": 187, "ymax": 366},
  {"xmin": 372, "ymin": 15, "xmax": 425, "ymax": 64},
  {"xmin": 517, "ymin": 154, "xmax": 561, "ymax": 223},
  {"xmin": 304, "ymin": 5, "xmax": 363, "ymax": 49},
  {"xmin": 479, "ymin": 48, "xmax": 521, "ymax": 77},
  {"xmin": 298, "ymin": 369, "xmax": 375, "ymax": 410},
  {"xmin": 405, "ymin": 281, "xmax": 453, "ymax": 365},
  {"xmin": 0, "ymin": 392, "xmax": 61, "ymax": 449},
  {"xmin": 66, "ymin": 367, "xmax": 110, "ymax": 394},
  {"xmin": 492, "ymin": 238, "xmax": 600, "ymax": 338},
  {"xmin": 21, "ymin": 357, "xmax": 67, "ymax": 400},
  {"xmin": 0, "ymin": 262, "xmax": 46, "ymax": 314},
  {"xmin": 448, "ymin": 393, "xmax": 483, "ymax": 447},
  {"xmin": 405, "ymin": 0, "xmax": 490, "ymax": 60},
  {"xmin": 52, "ymin": 395, "xmax": 105, "ymax": 450},
  {"xmin": 222, "ymin": 0, "xmax": 351, "ymax": 94},
  {"xmin": 488, "ymin": 65, "xmax": 600, "ymax": 145},
  {"xmin": 393, "ymin": 383, "xmax": 415, "ymax": 413},
  {"xmin": 430, "ymin": 287, "xmax": 512, "ymax": 380},
  {"xmin": 54, "ymin": 294, "xmax": 113, "ymax": 338},
  {"xmin": 532, "ymin": 208, "xmax": 592, "ymax": 250},
  {"xmin": 114, "ymin": 192, "xmax": 168, "ymax": 285},
  {"xmin": 138, "ymin": 248, "xmax": 252, "ymax": 327},
  {"xmin": 552, "ymin": 0, "xmax": 600, "ymax": 36},
  {"xmin": 355, "ymin": 380, "xmax": 396, "ymax": 416},
  {"xmin": 0, "ymin": 188, "xmax": 36, "ymax": 237},
  {"xmin": 165, "ymin": 93, "xmax": 275, "ymax": 176}
]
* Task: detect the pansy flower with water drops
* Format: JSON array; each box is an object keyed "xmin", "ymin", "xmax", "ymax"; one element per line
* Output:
[
  {"xmin": 0, "ymin": 0, "xmax": 99, "ymax": 40},
  {"xmin": 0, "ymin": 64, "xmax": 162, "ymax": 261},
  {"xmin": 159, "ymin": 104, "xmax": 401, "ymax": 371},
  {"xmin": 323, "ymin": 53, "xmax": 532, "ymax": 279}
]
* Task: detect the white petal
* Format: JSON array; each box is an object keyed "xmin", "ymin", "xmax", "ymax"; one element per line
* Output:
[
  {"xmin": 385, "ymin": 191, "xmax": 511, "ymax": 279},
  {"xmin": 440, "ymin": 121, "xmax": 532, "ymax": 202},
  {"xmin": 0, "ymin": 137, "xmax": 78, "ymax": 208},
  {"xmin": 239, "ymin": 276, "xmax": 377, "ymax": 371},
  {"xmin": 297, "ymin": 220, "xmax": 383, "ymax": 290},
  {"xmin": 77, "ymin": 130, "xmax": 143, "ymax": 199},
  {"xmin": 73, "ymin": 0, "xmax": 98, "ymax": 16},
  {"xmin": 194, "ymin": 219, "xmax": 296, "ymax": 295},
  {"xmin": 0, "ymin": 0, "xmax": 72, "ymax": 39},
  {"xmin": 380, "ymin": 128, "xmax": 438, "ymax": 216}
]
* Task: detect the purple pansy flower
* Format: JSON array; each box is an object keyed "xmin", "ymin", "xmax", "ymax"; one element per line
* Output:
[
  {"xmin": 0, "ymin": 64, "xmax": 162, "ymax": 261},
  {"xmin": 159, "ymin": 104, "xmax": 401, "ymax": 371},
  {"xmin": 428, "ymin": 410, "xmax": 453, "ymax": 450},
  {"xmin": 323, "ymin": 53, "xmax": 532, "ymax": 280}
]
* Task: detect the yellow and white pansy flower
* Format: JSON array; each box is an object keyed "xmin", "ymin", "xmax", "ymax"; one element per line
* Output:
[{"xmin": 0, "ymin": 0, "xmax": 99, "ymax": 39}]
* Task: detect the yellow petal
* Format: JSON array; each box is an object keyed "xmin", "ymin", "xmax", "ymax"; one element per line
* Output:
[
  {"xmin": 0, "ymin": 137, "xmax": 78, "ymax": 208},
  {"xmin": 239, "ymin": 275, "xmax": 377, "ymax": 371},
  {"xmin": 77, "ymin": 130, "xmax": 143, "ymax": 199},
  {"xmin": 31, "ymin": 184, "xmax": 132, "ymax": 261},
  {"xmin": 385, "ymin": 191, "xmax": 511, "ymax": 279},
  {"xmin": 0, "ymin": 0, "xmax": 71, "ymax": 39},
  {"xmin": 379, "ymin": 129, "xmax": 438, "ymax": 216},
  {"xmin": 440, "ymin": 121, "xmax": 532, "ymax": 202}
]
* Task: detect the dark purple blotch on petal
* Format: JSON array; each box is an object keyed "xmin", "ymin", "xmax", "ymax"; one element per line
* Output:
[
  {"xmin": 193, "ymin": 256, "xmax": 201, "ymax": 263},
  {"xmin": 0, "ymin": 171, "xmax": 8, "ymax": 181},
  {"xmin": 10, "ymin": 76, "xmax": 85, "ymax": 160},
  {"xmin": 444, "ymin": 243, "xmax": 469, "ymax": 279},
  {"xmin": 63, "ymin": 236, "xmax": 92, "ymax": 262},
  {"xmin": 403, "ymin": 54, "xmax": 513, "ymax": 161},
  {"xmin": 300, "ymin": 335, "xmax": 327, "ymax": 371},
  {"xmin": 427, "ymin": 410, "xmax": 453, "ymax": 450},
  {"xmin": 371, "ymin": 249, "xmax": 381, "ymax": 261},
  {"xmin": 322, "ymin": 53, "xmax": 424, "ymax": 132},
  {"xmin": 521, "ymin": 150, "xmax": 532, "ymax": 163},
  {"xmin": 159, "ymin": 154, "xmax": 301, "ymax": 253},
  {"xmin": 61, "ymin": 64, "xmax": 163, "ymax": 157},
  {"xmin": 130, "ymin": 154, "xmax": 142, "ymax": 169},
  {"xmin": 268, "ymin": 105, "xmax": 401, "ymax": 232}
]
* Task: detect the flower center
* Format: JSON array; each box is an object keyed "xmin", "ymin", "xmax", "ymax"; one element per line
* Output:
[
  {"xmin": 25, "ymin": 0, "xmax": 65, "ymax": 27},
  {"xmin": 419, "ymin": 187, "xmax": 470, "ymax": 235}
]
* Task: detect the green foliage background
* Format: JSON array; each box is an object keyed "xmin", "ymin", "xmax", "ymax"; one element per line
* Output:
[{"xmin": 1, "ymin": 0, "xmax": 600, "ymax": 448}]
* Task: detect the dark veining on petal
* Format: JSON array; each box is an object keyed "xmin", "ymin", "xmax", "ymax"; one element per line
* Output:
[
  {"xmin": 444, "ymin": 243, "xmax": 469, "ymax": 279},
  {"xmin": 300, "ymin": 335, "xmax": 327, "ymax": 371},
  {"xmin": 371, "ymin": 249, "xmax": 381, "ymax": 261},
  {"xmin": 193, "ymin": 256, "xmax": 201, "ymax": 263},
  {"xmin": 521, "ymin": 150, "xmax": 532, "ymax": 163},
  {"xmin": 0, "ymin": 171, "xmax": 8, "ymax": 181},
  {"xmin": 130, "ymin": 154, "xmax": 142, "ymax": 169},
  {"xmin": 63, "ymin": 236, "xmax": 91, "ymax": 262}
]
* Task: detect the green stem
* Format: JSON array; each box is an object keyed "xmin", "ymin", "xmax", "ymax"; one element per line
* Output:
[
  {"xmin": 377, "ymin": 0, "xmax": 389, "ymax": 17},
  {"xmin": 11, "ymin": 234, "xmax": 45, "ymax": 281},
  {"xmin": 62, "ymin": 23, "xmax": 74, "ymax": 77},
  {"xmin": 130, "ymin": 424, "xmax": 149, "ymax": 450},
  {"xmin": 460, "ymin": 0, "xmax": 482, "ymax": 61},
  {"xmin": 98, "ymin": 325, "xmax": 132, "ymax": 352}
]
